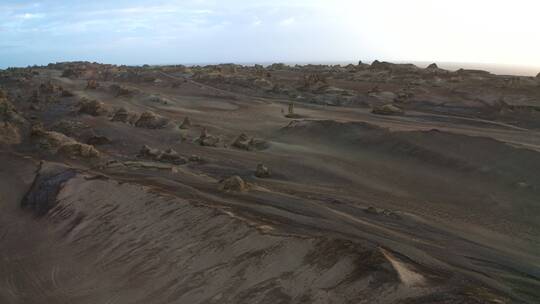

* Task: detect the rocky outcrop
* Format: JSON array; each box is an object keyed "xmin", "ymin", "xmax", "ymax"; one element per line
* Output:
[
  {"xmin": 179, "ymin": 117, "xmax": 191, "ymax": 129},
  {"xmin": 0, "ymin": 92, "xmax": 26, "ymax": 145},
  {"xmin": 371, "ymin": 104, "xmax": 404, "ymax": 115},
  {"xmin": 31, "ymin": 126, "xmax": 100, "ymax": 158},
  {"xmin": 219, "ymin": 175, "xmax": 248, "ymax": 192},
  {"xmin": 50, "ymin": 120, "xmax": 91, "ymax": 137},
  {"xmin": 232, "ymin": 133, "xmax": 269, "ymax": 151},
  {"xmin": 58, "ymin": 142, "xmax": 101, "ymax": 158},
  {"xmin": 135, "ymin": 111, "xmax": 169, "ymax": 129},
  {"xmin": 21, "ymin": 162, "xmax": 77, "ymax": 216},
  {"xmin": 111, "ymin": 107, "xmax": 138, "ymax": 124},
  {"xmin": 255, "ymin": 163, "xmax": 271, "ymax": 178},
  {"xmin": 139, "ymin": 144, "xmax": 161, "ymax": 159},
  {"xmin": 86, "ymin": 79, "xmax": 99, "ymax": 89},
  {"xmin": 79, "ymin": 99, "xmax": 107, "ymax": 116},
  {"xmin": 138, "ymin": 145, "xmax": 187, "ymax": 165},
  {"xmin": 427, "ymin": 63, "xmax": 439, "ymax": 69},
  {"xmin": 158, "ymin": 148, "xmax": 187, "ymax": 165},
  {"xmin": 109, "ymin": 84, "xmax": 133, "ymax": 97},
  {"xmin": 194, "ymin": 128, "xmax": 220, "ymax": 147},
  {"xmin": 302, "ymin": 73, "xmax": 327, "ymax": 90}
]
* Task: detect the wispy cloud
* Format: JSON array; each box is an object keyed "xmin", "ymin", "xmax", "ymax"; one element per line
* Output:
[
  {"xmin": 16, "ymin": 13, "xmax": 45, "ymax": 20},
  {"xmin": 278, "ymin": 17, "xmax": 295, "ymax": 26}
]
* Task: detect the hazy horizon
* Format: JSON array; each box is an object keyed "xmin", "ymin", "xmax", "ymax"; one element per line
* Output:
[
  {"xmin": 4, "ymin": 60, "xmax": 537, "ymax": 77},
  {"xmin": 1, "ymin": 0, "xmax": 539, "ymax": 75}
]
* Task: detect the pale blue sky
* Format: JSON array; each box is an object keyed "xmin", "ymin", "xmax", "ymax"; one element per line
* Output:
[{"xmin": 1, "ymin": 0, "xmax": 539, "ymax": 71}]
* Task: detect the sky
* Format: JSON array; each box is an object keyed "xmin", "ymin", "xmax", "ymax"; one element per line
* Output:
[{"xmin": 1, "ymin": 0, "xmax": 539, "ymax": 74}]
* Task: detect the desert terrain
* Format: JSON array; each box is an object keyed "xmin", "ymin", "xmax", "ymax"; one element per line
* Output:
[{"xmin": 0, "ymin": 61, "xmax": 539, "ymax": 303}]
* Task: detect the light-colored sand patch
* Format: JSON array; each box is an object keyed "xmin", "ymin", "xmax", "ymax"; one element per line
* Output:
[{"xmin": 381, "ymin": 248, "xmax": 426, "ymax": 287}]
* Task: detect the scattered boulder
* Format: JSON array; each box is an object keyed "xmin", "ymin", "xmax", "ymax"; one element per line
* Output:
[
  {"xmin": 179, "ymin": 117, "xmax": 191, "ymax": 129},
  {"xmin": 365, "ymin": 206, "xmax": 379, "ymax": 215},
  {"xmin": 363, "ymin": 206, "xmax": 401, "ymax": 219},
  {"xmin": 249, "ymin": 138, "xmax": 270, "ymax": 150},
  {"xmin": 79, "ymin": 99, "xmax": 107, "ymax": 116},
  {"xmin": 135, "ymin": 111, "xmax": 169, "ymax": 129},
  {"xmin": 158, "ymin": 148, "xmax": 187, "ymax": 165},
  {"xmin": 219, "ymin": 175, "xmax": 248, "ymax": 192},
  {"xmin": 138, "ymin": 145, "xmax": 186, "ymax": 165},
  {"xmin": 111, "ymin": 107, "xmax": 138, "ymax": 124},
  {"xmin": 146, "ymin": 94, "xmax": 168, "ymax": 104},
  {"xmin": 86, "ymin": 79, "xmax": 99, "ymax": 89},
  {"xmin": 255, "ymin": 163, "xmax": 271, "ymax": 178},
  {"xmin": 371, "ymin": 104, "xmax": 404, "ymax": 116},
  {"xmin": 139, "ymin": 144, "xmax": 161, "ymax": 159},
  {"xmin": 232, "ymin": 133, "xmax": 269, "ymax": 151},
  {"xmin": 232, "ymin": 133, "xmax": 250, "ymax": 150},
  {"xmin": 110, "ymin": 84, "xmax": 132, "ymax": 97},
  {"xmin": 195, "ymin": 128, "xmax": 220, "ymax": 147},
  {"xmin": 382, "ymin": 209, "xmax": 401, "ymax": 220},
  {"xmin": 189, "ymin": 155, "xmax": 203, "ymax": 162}
]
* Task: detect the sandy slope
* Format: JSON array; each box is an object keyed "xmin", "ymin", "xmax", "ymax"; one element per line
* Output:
[{"xmin": 1, "ymin": 64, "xmax": 539, "ymax": 303}]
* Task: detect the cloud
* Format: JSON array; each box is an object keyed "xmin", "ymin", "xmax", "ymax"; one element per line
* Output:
[
  {"xmin": 251, "ymin": 18, "xmax": 262, "ymax": 27},
  {"xmin": 16, "ymin": 13, "xmax": 44, "ymax": 20},
  {"xmin": 278, "ymin": 17, "xmax": 295, "ymax": 26},
  {"xmin": 0, "ymin": 0, "xmax": 539, "ymax": 69}
]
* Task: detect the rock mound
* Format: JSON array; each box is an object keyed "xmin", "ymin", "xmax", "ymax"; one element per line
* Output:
[
  {"xmin": 109, "ymin": 84, "xmax": 133, "ymax": 97},
  {"xmin": 179, "ymin": 117, "xmax": 191, "ymax": 129},
  {"xmin": 0, "ymin": 93, "xmax": 26, "ymax": 144},
  {"xmin": 79, "ymin": 99, "xmax": 107, "ymax": 116},
  {"xmin": 138, "ymin": 145, "xmax": 187, "ymax": 165},
  {"xmin": 219, "ymin": 175, "xmax": 248, "ymax": 192},
  {"xmin": 139, "ymin": 144, "xmax": 161, "ymax": 159},
  {"xmin": 371, "ymin": 104, "xmax": 404, "ymax": 116},
  {"xmin": 135, "ymin": 111, "xmax": 169, "ymax": 129},
  {"xmin": 111, "ymin": 107, "xmax": 138, "ymax": 124},
  {"xmin": 86, "ymin": 79, "xmax": 99, "ymax": 89},
  {"xmin": 194, "ymin": 128, "xmax": 220, "ymax": 147},
  {"xmin": 158, "ymin": 148, "xmax": 187, "ymax": 165},
  {"xmin": 232, "ymin": 133, "xmax": 269, "ymax": 151},
  {"xmin": 255, "ymin": 163, "xmax": 271, "ymax": 178},
  {"xmin": 32, "ymin": 126, "xmax": 100, "ymax": 158}
]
